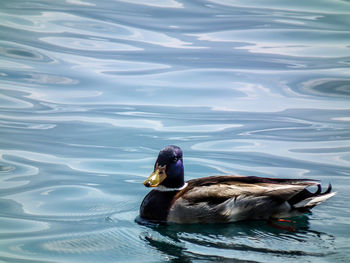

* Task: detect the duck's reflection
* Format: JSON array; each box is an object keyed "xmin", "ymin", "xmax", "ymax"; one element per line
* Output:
[{"xmin": 138, "ymin": 216, "xmax": 334, "ymax": 263}]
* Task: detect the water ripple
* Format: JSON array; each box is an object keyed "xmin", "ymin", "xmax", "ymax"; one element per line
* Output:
[
  {"xmin": 141, "ymin": 220, "xmax": 336, "ymax": 263},
  {"xmin": 1, "ymin": 0, "xmax": 349, "ymax": 262}
]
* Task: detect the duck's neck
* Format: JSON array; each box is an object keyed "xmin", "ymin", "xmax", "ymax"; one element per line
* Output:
[{"xmin": 156, "ymin": 182, "xmax": 188, "ymax": 192}]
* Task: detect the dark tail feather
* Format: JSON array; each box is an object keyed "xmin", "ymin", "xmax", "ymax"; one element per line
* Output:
[
  {"xmin": 315, "ymin": 184, "xmax": 321, "ymax": 195},
  {"xmin": 289, "ymin": 184, "xmax": 321, "ymax": 205},
  {"xmin": 324, "ymin": 184, "xmax": 332, "ymax": 194},
  {"xmin": 289, "ymin": 183, "xmax": 336, "ymax": 212}
]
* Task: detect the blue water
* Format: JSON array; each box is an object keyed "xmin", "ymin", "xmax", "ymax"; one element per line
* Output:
[{"xmin": 1, "ymin": 0, "xmax": 350, "ymax": 262}]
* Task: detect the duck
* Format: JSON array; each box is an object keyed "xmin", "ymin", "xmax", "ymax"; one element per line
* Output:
[{"xmin": 140, "ymin": 145, "xmax": 336, "ymax": 224}]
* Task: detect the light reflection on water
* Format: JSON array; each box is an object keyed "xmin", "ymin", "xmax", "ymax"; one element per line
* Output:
[{"xmin": 0, "ymin": 0, "xmax": 350, "ymax": 262}]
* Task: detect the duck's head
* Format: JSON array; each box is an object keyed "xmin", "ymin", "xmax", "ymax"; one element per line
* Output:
[{"xmin": 143, "ymin": 145, "xmax": 185, "ymax": 189}]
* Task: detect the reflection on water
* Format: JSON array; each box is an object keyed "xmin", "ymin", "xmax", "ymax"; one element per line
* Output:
[
  {"xmin": 1, "ymin": 0, "xmax": 350, "ymax": 262},
  {"xmin": 139, "ymin": 217, "xmax": 336, "ymax": 263}
]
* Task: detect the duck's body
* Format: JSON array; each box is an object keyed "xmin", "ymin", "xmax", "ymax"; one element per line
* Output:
[{"xmin": 140, "ymin": 146, "xmax": 336, "ymax": 224}]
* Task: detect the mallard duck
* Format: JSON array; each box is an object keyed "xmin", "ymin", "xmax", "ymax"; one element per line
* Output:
[{"xmin": 140, "ymin": 145, "xmax": 336, "ymax": 224}]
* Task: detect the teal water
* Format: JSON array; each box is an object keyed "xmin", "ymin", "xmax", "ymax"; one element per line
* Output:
[{"xmin": 1, "ymin": 0, "xmax": 350, "ymax": 262}]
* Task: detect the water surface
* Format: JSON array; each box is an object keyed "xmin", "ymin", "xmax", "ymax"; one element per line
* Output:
[{"xmin": 1, "ymin": 0, "xmax": 350, "ymax": 262}]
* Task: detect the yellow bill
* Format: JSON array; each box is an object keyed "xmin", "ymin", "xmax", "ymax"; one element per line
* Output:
[{"xmin": 143, "ymin": 164, "xmax": 167, "ymax": 187}]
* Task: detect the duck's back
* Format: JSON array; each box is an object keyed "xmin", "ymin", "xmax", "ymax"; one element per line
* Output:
[{"xmin": 167, "ymin": 176, "xmax": 334, "ymax": 224}]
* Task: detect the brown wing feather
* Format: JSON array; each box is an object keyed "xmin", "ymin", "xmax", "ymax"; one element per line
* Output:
[
  {"xmin": 175, "ymin": 175, "xmax": 318, "ymax": 204},
  {"xmin": 186, "ymin": 175, "xmax": 318, "ymax": 186}
]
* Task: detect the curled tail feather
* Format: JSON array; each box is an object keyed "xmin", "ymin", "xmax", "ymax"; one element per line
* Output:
[{"xmin": 289, "ymin": 184, "xmax": 336, "ymax": 211}]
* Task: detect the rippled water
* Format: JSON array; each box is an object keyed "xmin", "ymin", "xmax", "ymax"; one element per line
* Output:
[{"xmin": 1, "ymin": 0, "xmax": 350, "ymax": 262}]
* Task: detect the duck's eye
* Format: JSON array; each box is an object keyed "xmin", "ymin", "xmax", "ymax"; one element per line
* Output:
[{"xmin": 158, "ymin": 165, "xmax": 166, "ymax": 174}]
